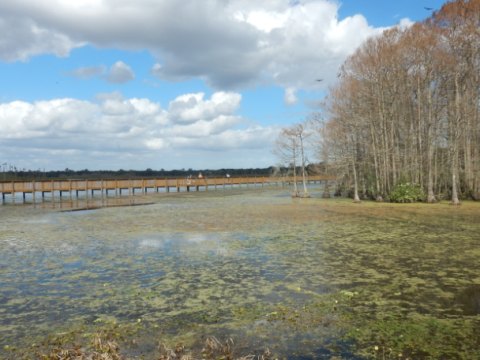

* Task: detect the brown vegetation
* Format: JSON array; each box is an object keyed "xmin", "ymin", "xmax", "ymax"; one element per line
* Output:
[
  {"xmin": 37, "ymin": 334, "xmax": 272, "ymax": 360},
  {"xmin": 318, "ymin": 0, "xmax": 479, "ymax": 203}
]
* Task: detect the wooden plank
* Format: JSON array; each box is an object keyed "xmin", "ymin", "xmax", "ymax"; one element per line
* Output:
[{"xmin": 0, "ymin": 175, "xmax": 335, "ymax": 196}]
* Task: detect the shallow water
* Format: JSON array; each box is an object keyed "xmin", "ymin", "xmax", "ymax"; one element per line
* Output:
[{"xmin": 1, "ymin": 188, "xmax": 479, "ymax": 358}]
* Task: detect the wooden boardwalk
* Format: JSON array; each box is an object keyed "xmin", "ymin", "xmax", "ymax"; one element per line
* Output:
[{"xmin": 1, "ymin": 175, "xmax": 334, "ymax": 202}]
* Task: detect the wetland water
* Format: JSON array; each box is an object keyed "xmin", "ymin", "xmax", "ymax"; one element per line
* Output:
[{"xmin": 1, "ymin": 188, "xmax": 479, "ymax": 359}]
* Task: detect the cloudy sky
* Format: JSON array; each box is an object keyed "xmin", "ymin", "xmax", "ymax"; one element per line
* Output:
[{"xmin": 0, "ymin": 0, "xmax": 446, "ymax": 171}]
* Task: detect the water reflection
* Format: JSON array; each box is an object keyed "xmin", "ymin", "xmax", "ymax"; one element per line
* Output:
[{"xmin": 1, "ymin": 192, "xmax": 157, "ymax": 210}]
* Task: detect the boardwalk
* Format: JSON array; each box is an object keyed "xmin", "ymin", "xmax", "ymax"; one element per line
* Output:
[{"xmin": 1, "ymin": 175, "xmax": 334, "ymax": 203}]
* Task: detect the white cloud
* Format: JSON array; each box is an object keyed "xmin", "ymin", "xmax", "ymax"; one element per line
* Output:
[
  {"xmin": 168, "ymin": 92, "xmax": 242, "ymax": 124},
  {"xmin": 0, "ymin": 92, "xmax": 278, "ymax": 169},
  {"xmin": 68, "ymin": 61, "xmax": 135, "ymax": 83},
  {"xmin": 398, "ymin": 18, "xmax": 415, "ymax": 29},
  {"xmin": 0, "ymin": 16, "xmax": 82, "ymax": 62},
  {"xmin": 0, "ymin": 0, "xmax": 385, "ymax": 90},
  {"xmin": 284, "ymin": 87, "xmax": 298, "ymax": 105},
  {"xmin": 165, "ymin": 115, "xmax": 242, "ymax": 138},
  {"xmin": 106, "ymin": 61, "xmax": 135, "ymax": 84},
  {"xmin": 69, "ymin": 65, "xmax": 105, "ymax": 79}
]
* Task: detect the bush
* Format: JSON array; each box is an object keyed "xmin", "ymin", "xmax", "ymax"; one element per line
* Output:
[{"xmin": 389, "ymin": 182, "xmax": 425, "ymax": 203}]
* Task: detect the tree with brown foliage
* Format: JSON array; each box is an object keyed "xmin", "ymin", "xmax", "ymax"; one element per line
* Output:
[{"xmin": 320, "ymin": 0, "xmax": 480, "ymax": 203}]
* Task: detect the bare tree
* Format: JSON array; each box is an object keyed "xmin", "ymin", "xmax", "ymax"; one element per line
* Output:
[
  {"xmin": 275, "ymin": 126, "xmax": 300, "ymax": 197},
  {"xmin": 275, "ymin": 123, "xmax": 312, "ymax": 198},
  {"xmin": 319, "ymin": 0, "xmax": 480, "ymax": 203}
]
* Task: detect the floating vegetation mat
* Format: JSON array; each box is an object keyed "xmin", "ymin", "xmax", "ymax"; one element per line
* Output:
[{"xmin": 0, "ymin": 189, "xmax": 479, "ymax": 359}]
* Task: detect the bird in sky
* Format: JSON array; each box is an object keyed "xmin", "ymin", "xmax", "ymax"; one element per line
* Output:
[{"xmin": 424, "ymin": 7, "xmax": 433, "ymax": 10}]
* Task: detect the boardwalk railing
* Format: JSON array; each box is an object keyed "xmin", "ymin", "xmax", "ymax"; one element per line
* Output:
[{"xmin": 1, "ymin": 175, "xmax": 335, "ymax": 201}]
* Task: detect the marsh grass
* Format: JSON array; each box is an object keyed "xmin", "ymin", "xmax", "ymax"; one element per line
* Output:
[{"xmin": 33, "ymin": 332, "xmax": 271, "ymax": 360}]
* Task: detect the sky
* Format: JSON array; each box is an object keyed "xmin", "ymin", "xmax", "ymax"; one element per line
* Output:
[{"xmin": 0, "ymin": 0, "xmax": 448, "ymax": 171}]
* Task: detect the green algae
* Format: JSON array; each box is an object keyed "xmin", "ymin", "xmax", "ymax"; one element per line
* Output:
[{"xmin": 0, "ymin": 189, "xmax": 479, "ymax": 358}]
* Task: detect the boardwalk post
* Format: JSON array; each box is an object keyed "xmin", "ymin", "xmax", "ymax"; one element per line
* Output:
[
  {"xmin": 0, "ymin": 175, "xmax": 331, "ymax": 205},
  {"xmin": 322, "ymin": 180, "xmax": 331, "ymax": 198},
  {"xmin": 12, "ymin": 182, "xmax": 16, "ymax": 204}
]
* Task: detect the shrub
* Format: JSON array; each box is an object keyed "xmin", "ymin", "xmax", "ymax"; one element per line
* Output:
[{"xmin": 389, "ymin": 182, "xmax": 425, "ymax": 203}]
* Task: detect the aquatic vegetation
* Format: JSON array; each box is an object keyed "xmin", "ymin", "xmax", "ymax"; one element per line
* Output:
[
  {"xmin": 389, "ymin": 182, "xmax": 425, "ymax": 203},
  {"xmin": 0, "ymin": 189, "xmax": 479, "ymax": 358},
  {"xmin": 34, "ymin": 333, "xmax": 271, "ymax": 360}
]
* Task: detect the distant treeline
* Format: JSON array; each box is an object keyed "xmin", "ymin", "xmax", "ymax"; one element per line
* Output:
[
  {"xmin": 0, "ymin": 167, "xmax": 271, "ymax": 181},
  {"xmin": 0, "ymin": 164, "xmax": 326, "ymax": 182}
]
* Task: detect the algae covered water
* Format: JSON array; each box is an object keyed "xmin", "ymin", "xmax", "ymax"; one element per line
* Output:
[{"xmin": 1, "ymin": 188, "xmax": 479, "ymax": 358}]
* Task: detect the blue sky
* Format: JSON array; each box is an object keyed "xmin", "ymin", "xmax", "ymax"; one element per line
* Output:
[{"xmin": 0, "ymin": 0, "xmax": 447, "ymax": 171}]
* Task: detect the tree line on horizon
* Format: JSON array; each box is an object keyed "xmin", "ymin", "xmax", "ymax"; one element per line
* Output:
[
  {"xmin": 0, "ymin": 165, "xmax": 326, "ymax": 181},
  {"xmin": 278, "ymin": 0, "xmax": 480, "ymax": 203}
]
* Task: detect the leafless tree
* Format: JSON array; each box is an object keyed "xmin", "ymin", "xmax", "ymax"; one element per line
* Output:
[{"xmin": 320, "ymin": 0, "xmax": 480, "ymax": 203}]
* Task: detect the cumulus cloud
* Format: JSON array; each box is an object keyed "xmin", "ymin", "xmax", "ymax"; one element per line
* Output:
[
  {"xmin": 68, "ymin": 61, "xmax": 134, "ymax": 83},
  {"xmin": 106, "ymin": 61, "xmax": 135, "ymax": 83},
  {"xmin": 0, "ymin": 92, "xmax": 278, "ymax": 169},
  {"xmin": 168, "ymin": 92, "xmax": 242, "ymax": 124},
  {"xmin": 0, "ymin": 16, "xmax": 82, "ymax": 62},
  {"xmin": 284, "ymin": 87, "xmax": 298, "ymax": 105},
  {"xmin": 398, "ymin": 18, "xmax": 415, "ymax": 29},
  {"xmin": 69, "ymin": 65, "xmax": 105, "ymax": 79},
  {"xmin": 0, "ymin": 0, "xmax": 385, "ymax": 90}
]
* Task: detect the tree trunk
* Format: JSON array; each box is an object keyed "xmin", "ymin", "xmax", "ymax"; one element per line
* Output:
[
  {"xmin": 427, "ymin": 144, "xmax": 436, "ymax": 203},
  {"xmin": 299, "ymin": 134, "xmax": 309, "ymax": 197},
  {"xmin": 451, "ymin": 75, "xmax": 461, "ymax": 206},
  {"xmin": 426, "ymin": 85, "xmax": 436, "ymax": 203},
  {"xmin": 451, "ymin": 172, "xmax": 460, "ymax": 205},
  {"xmin": 292, "ymin": 152, "xmax": 299, "ymax": 197},
  {"xmin": 352, "ymin": 156, "xmax": 361, "ymax": 203}
]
